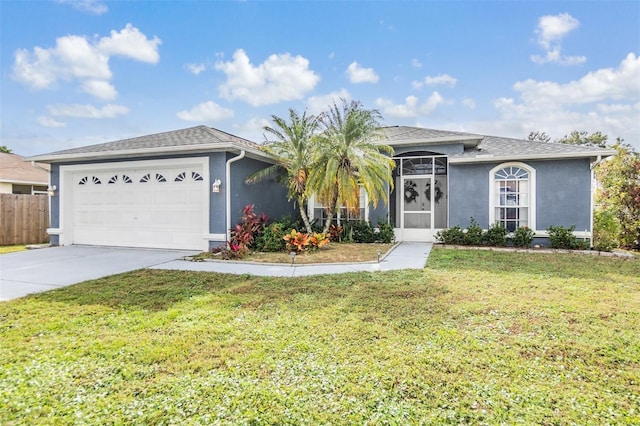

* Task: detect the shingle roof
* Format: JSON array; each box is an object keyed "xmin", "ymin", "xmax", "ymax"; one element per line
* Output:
[
  {"xmin": 453, "ymin": 134, "xmax": 615, "ymax": 162},
  {"xmin": 381, "ymin": 125, "xmax": 483, "ymax": 143},
  {"xmin": 29, "ymin": 126, "xmax": 261, "ymax": 162},
  {"xmin": 381, "ymin": 126, "xmax": 615, "ymax": 161},
  {"xmin": 29, "ymin": 124, "xmax": 615, "ymax": 164},
  {"xmin": 0, "ymin": 153, "xmax": 50, "ymax": 184}
]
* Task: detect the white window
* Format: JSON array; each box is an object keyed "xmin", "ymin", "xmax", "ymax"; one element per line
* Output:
[
  {"xmin": 489, "ymin": 163, "xmax": 536, "ymax": 232},
  {"xmin": 310, "ymin": 187, "xmax": 368, "ymax": 226}
]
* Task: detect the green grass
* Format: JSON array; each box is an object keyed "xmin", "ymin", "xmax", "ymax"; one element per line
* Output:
[
  {"xmin": 0, "ymin": 245, "xmax": 26, "ymax": 254},
  {"xmin": 1, "ymin": 248, "xmax": 638, "ymax": 424}
]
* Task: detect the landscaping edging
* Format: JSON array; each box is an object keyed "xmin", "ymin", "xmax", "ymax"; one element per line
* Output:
[
  {"xmin": 435, "ymin": 244, "xmax": 637, "ymax": 259},
  {"xmin": 184, "ymin": 242, "xmax": 402, "ymax": 266}
]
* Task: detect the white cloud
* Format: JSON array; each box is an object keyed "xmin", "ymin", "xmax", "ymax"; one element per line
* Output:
[
  {"xmin": 81, "ymin": 79, "xmax": 117, "ymax": 100},
  {"xmin": 462, "ymin": 98, "xmax": 476, "ymax": 109},
  {"xmin": 176, "ymin": 101, "xmax": 234, "ymax": 122},
  {"xmin": 215, "ymin": 49, "xmax": 320, "ymax": 106},
  {"xmin": 98, "ymin": 24, "xmax": 161, "ymax": 64},
  {"xmin": 12, "ymin": 24, "xmax": 161, "ymax": 99},
  {"xmin": 484, "ymin": 53, "xmax": 640, "ymax": 148},
  {"xmin": 531, "ymin": 13, "xmax": 586, "ymax": 65},
  {"xmin": 411, "ymin": 58, "xmax": 422, "ymax": 68},
  {"xmin": 47, "ymin": 103, "xmax": 129, "ymax": 118},
  {"xmin": 516, "ymin": 53, "xmax": 639, "ymax": 105},
  {"xmin": 412, "ymin": 73, "xmax": 457, "ymax": 89},
  {"xmin": 185, "ymin": 63, "xmax": 206, "ymax": 75},
  {"xmin": 425, "ymin": 74, "xmax": 457, "ymax": 87},
  {"xmin": 37, "ymin": 116, "xmax": 67, "ymax": 128},
  {"xmin": 346, "ymin": 62, "xmax": 379, "ymax": 84},
  {"xmin": 535, "ymin": 13, "xmax": 579, "ymax": 50},
  {"xmin": 307, "ymin": 89, "xmax": 351, "ymax": 115},
  {"xmin": 56, "ymin": 0, "xmax": 107, "ymax": 15},
  {"xmin": 375, "ymin": 92, "xmax": 444, "ymax": 118},
  {"xmin": 232, "ymin": 117, "xmax": 272, "ymax": 143}
]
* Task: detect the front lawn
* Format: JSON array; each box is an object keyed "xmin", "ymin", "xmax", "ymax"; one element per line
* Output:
[{"xmin": 1, "ymin": 248, "xmax": 638, "ymax": 424}]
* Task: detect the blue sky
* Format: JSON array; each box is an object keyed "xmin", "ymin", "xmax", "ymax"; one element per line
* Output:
[{"xmin": 2, "ymin": 0, "xmax": 639, "ymax": 156}]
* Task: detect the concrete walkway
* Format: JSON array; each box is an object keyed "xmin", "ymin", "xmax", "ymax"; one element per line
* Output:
[{"xmin": 151, "ymin": 242, "xmax": 433, "ymax": 277}]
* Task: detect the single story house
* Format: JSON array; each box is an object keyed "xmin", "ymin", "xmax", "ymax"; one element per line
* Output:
[
  {"xmin": 0, "ymin": 153, "xmax": 50, "ymax": 194},
  {"xmin": 29, "ymin": 125, "xmax": 615, "ymax": 251}
]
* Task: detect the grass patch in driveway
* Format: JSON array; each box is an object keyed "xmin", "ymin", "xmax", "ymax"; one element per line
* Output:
[
  {"xmin": 0, "ymin": 245, "xmax": 26, "ymax": 254},
  {"xmin": 1, "ymin": 248, "xmax": 638, "ymax": 424}
]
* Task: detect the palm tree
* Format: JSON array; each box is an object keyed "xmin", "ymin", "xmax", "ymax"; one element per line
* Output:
[
  {"xmin": 310, "ymin": 99, "xmax": 395, "ymax": 234},
  {"xmin": 245, "ymin": 108, "xmax": 320, "ymax": 234}
]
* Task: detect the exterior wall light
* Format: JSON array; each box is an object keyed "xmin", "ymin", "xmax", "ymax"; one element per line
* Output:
[
  {"xmin": 47, "ymin": 185, "xmax": 57, "ymax": 197},
  {"xmin": 212, "ymin": 179, "xmax": 222, "ymax": 193}
]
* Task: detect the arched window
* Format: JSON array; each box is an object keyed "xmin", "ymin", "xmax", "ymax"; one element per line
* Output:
[{"xmin": 489, "ymin": 163, "xmax": 536, "ymax": 232}]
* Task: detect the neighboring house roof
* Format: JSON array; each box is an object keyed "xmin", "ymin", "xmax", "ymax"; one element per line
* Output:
[
  {"xmin": 382, "ymin": 126, "xmax": 615, "ymax": 163},
  {"xmin": 28, "ymin": 125, "xmax": 267, "ymax": 163},
  {"xmin": 0, "ymin": 153, "xmax": 50, "ymax": 185}
]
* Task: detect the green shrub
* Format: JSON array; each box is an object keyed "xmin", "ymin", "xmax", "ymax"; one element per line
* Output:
[
  {"xmin": 376, "ymin": 220, "xmax": 395, "ymax": 243},
  {"xmin": 547, "ymin": 225, "xmax": 580, "ymax": 249},
  {"xmin": 485, "ymin": 223, "xmax": 508, "ymax": 246},
  {"xmin": 349, "ymin": 221, "xmax": 376, "ymax": 243},
  {"xmin": 593, "ymin": 209, "xmax": 619, "ymax": 252},
  {"xmin": 464, "ymin": 217, "xmax": 484, "ymax": 245},
  {"xmin": 436, "ymin": 226, "xmax": 466, "ymax": 245},
  {"xmin": 255, "ymin": 216, "xmax": 301, "ymax": 252},
  {"xmin": 512, "ymin": 226, "xmax": 535, "ymax": 248},
  {"xmin": 258, "ymin": 222, "xmax": 289, "ymax": 252}
]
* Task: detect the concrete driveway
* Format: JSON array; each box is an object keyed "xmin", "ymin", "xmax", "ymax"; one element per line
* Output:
[{"xmin": 0, "ymin": 245, "xmax": 199, "ymax": 301}]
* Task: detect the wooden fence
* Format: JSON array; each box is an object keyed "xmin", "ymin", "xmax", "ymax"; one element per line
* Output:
[{"xmin": 0, "ymin": 194, "xmax": 50, "ymax": 246}]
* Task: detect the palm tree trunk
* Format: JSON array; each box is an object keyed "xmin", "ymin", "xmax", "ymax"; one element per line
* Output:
[
  {"xmin": 297, "ymin": 195, "xmax": 313, "ymax": 234},
  {"xmin": 322, "ymin": 189, "xmax": 339, "ymax": 235}
]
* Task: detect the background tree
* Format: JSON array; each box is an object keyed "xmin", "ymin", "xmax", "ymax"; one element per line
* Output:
[
  {"xmin": 0, "ymin": 146, "xmax": 12, "ymax": 153},
  {"xmin": 246, "ymin": 108, "xmax": 320, "ymax": 234},
  {"xmin": 595, "ymin": 141, "xmax": 640, "ymax": 249},
  {"xmin": 557, "ymin": 130, "xmax": 608, "ymax": 148},
  {"xmin": 310, "ymin": 99, "xmax": 395, "ymax": 234},
  {"xmin": 527, "ymin": 131, "xmax": 551, "ymax": 143}
]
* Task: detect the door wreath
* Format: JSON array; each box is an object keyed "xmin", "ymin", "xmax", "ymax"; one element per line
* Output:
[
  {"xmin": 425, "ymin": 180, "xmax": 444, "ymax": 204},
  {"xmin": 404, "ymin": 180, "xmax": 419, "ymax": 203}
]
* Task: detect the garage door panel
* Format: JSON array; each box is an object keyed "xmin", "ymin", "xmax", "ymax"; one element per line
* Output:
[{"xmin": 69, "ymin": 160, "xmax": 207, "ymax": 250}]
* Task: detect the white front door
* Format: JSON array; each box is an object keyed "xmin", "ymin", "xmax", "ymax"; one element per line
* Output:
[
  {"xmin": 400, "ymin": 176, "xmax": 438, "ymax": 241},
  {"xmin": 61, "ymin": 158, "xmax": 209, "ymax": 250}
]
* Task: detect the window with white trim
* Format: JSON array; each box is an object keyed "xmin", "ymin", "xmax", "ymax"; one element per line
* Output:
[
  {"xmin": 311, "ymin": 187, "xmax": 368, "ymax": 226},
  {"xmin": 489, "ymin": 163, "xmax": 536, "ymax": 232}
]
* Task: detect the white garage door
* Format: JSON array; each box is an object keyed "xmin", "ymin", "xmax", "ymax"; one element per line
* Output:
[{"xmin": 65, "ymin": 158, "xmax": 208, "ymax": 250}]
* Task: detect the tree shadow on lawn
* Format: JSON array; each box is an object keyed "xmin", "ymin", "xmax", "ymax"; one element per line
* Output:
[
  {"xmin": 428, "ymin": 248, "xmax": 640, "ymax": 282},
  {"xmin": 30, "ymin": 268, "xmax": 451, "ymax": 317}
]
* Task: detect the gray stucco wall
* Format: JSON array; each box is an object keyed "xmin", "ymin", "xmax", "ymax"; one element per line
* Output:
[
  {"xmin": 449, "ymin": 158, "xmax": 592, "ymax": 231},
  {"xmin": 449, "ymin": 163, "xmax": 491, "ymax": 228},
  {"xmin": 535, "ymin": 159, "xmax": 591, "ymax": 231},
  {"xmin": 228, "ymin": 155, "xmax": 295, "ymax": 229}
]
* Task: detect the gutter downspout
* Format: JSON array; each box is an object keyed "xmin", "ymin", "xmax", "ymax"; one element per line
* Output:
[
  {"xmin": 226, "ymin": 150, "xmax": 246, "ymax": 241},
  {"xmin": 589, "ymin": 155, "xmax": 603, "ymax": 249}
]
